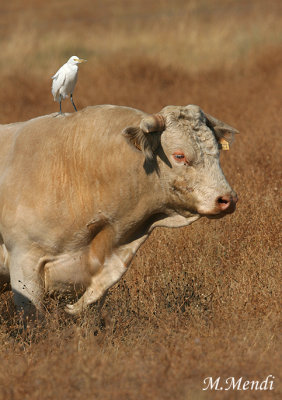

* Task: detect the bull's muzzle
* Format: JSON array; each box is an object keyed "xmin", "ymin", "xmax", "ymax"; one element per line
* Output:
[{"xmin": 215, "ymin": 193, "xmax": 238, "ymax": 214}]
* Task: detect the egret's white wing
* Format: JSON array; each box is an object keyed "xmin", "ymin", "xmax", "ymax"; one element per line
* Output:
[{"xmin": 51, "ymin": 65, "xmax": 67, "ymax": 101}]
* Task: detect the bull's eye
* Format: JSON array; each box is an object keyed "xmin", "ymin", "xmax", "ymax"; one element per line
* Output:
[{"xmin": 172, "ymin": 152, "xmax": 187, "ymax": 163}]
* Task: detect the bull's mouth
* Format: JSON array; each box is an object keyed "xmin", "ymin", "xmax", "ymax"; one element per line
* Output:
[{"xmin": 204, "ymin": 204, "xmax": 237, "ymax": 219}]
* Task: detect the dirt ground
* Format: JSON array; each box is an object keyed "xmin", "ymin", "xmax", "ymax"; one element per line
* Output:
[{"xmin": 0, "ymin": 1, "xmax": 281, "ymax": 399}]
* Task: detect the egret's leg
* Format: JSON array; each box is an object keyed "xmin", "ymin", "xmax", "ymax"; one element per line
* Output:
[
  {"xmin": 59, "ymin": 96, "xmax": 62, "ymax": 114},
  {"xmin": 70, "ymin": 94, "xmax": 77, "ymax": 112}
]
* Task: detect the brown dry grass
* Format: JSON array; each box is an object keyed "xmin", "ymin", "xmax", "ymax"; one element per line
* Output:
[{"xmin": 0, "ymin": 1, "xmax": 281, "ymax": 399}]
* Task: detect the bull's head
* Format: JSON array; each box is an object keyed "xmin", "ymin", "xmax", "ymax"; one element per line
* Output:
[{"xmin": 123, "ymin": 105, "xmax": 239, "ymax": 217}]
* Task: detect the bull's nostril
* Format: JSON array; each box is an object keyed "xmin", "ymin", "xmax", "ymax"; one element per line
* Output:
[
  {"xmin": 217, "ymin": 195, "xmax": 231, "ymax": 211},
  {"xmin": 218, "ymin": 197, "xmax": 229, "ymax": 204}
]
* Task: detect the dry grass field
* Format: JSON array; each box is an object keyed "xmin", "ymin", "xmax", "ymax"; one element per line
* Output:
[{"xmin": 0, "ymin": 1, "xmax": 281, "ymax": 399}]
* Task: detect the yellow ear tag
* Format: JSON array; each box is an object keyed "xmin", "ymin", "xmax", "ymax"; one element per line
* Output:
[{"xmin": 219, "ymin": 138, "xmax": 230, "ymax": 151}]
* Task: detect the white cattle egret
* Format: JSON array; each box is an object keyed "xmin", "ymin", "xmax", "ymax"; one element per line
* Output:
[{"xmin": 51, "ymin": 56, "xmax": 87, "ymax": 114}]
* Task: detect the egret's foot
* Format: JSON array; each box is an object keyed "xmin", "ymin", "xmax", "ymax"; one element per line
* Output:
[{"xmin": 54, "ymin": 111, "xmax": 64, "ymax": 118}]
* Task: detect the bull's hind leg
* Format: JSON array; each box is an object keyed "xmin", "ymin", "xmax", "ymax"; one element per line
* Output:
[
  {"xmin": 65, "ymin": 235, "xmax": 148, "ymax": 315},
  {"xmin": 9, "ymin": 249, "xmax": 45, "ymax": 318}
]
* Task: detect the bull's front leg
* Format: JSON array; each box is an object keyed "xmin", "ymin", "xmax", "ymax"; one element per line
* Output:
[
  {"xmin": 44, "ymin": 226, "xmax": 115, "ymax": 293},
  {"xmin": 64, "ymin": 214, "xmax": 202, "ymax": 314},
  {"xmin": 65, "ymin": 234, "xmax": 148, "ymax": 315}
]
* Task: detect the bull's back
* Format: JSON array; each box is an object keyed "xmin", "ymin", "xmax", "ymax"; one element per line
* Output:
[{"xmin": 0, "ymin": 123, "xmax": 21, "ymax": 176}]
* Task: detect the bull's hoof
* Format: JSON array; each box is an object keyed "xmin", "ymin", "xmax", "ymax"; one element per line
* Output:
[{"xmin": 64, "ymin": 303, "xmax": 82, "ymax": 315}]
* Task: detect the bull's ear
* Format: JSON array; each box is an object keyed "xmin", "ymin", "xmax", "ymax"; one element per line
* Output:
[
  {"xmin": 123, "ymin": 114, "xmax": 165, "ymax": 161},
  {"xmin": 204, "ymin": 112, "xmax": 239, "ymax": 149}
]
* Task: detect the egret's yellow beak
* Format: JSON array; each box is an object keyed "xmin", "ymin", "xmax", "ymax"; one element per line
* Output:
[{"xmin": 78, "ymin": 58, "xmax": 87, "ymax": 63}]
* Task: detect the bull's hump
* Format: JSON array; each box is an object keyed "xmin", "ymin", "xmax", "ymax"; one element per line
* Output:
[{"xmin": 1, "ymin": 105, "xmax": 148, "ymax": 131}]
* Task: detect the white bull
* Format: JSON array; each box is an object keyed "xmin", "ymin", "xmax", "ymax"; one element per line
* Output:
[{"xmin": 0, "ymin": 104, "xmax": 238, "ymax": 317}]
